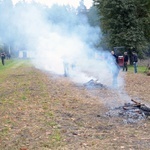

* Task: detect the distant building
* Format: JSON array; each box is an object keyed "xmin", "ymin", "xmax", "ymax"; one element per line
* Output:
[{"xmin": 18, "ymin": 50, "xmax": 34, "ymax": 58}]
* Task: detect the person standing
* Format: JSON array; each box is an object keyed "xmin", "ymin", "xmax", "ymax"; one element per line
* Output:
[
  {"xmin": 132, "ymin": 52, "xmax": 138, "ymax": 73},
  {"xmin": 111, "ymin": 50, "xmax": 118, "ymax": 64},
  {"xmin": 111, "ymin": 51, "xmax": 120, "ymax": 87},
  {"xmin": 1, "ymin": 52, "xmax": 5, "ymax": 65},
  {"xmin": 123, "ymin": 52, "xmax": 128, "ymax": 71}
]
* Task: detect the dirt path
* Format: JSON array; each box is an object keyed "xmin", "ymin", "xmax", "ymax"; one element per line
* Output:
[{"xmin": 0, "ymin": 64, "xmax": 150, "ymax": 150}]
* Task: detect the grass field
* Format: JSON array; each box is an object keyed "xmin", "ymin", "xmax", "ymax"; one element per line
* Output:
[
  {"xmin": 127, "ymin": 65, "xmax": 148, "ymax": 73},
  {"xmin": 0, "ymin": 59, "xmax": 150, "ymax": 150},
  {"xmin": 0, "ymin": 59, "xmax": 63, "ymax": 149}
]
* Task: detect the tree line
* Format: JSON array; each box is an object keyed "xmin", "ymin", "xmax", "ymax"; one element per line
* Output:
[
  {"xmin": 0, "ymin": 0, "xmax": 150, "ymax": 60},
  {"xmin": 0, "ymin": 0, "xmax": 97, "ymax": 57},
  {"xmin": 93, "ymin": 0, "xmax": 150, "ymax": 59}
]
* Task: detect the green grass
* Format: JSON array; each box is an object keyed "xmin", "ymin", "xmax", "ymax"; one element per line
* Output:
[
  {"xmin": 0, "ymin": 59, "xmax": 31, "ymax": 84},
  {"xmin": 0, "ymin": 59, "xmax": 64, "ymax": 149},
  {"xmin": 0, "ymin": 59, "xmax": 16, "ymax": 71},
  {"xmin": 0, "ymin": 58, "xmax": 150, "ymax": 150},
  {"xmin": 127, "ymin": 65, "xmax": 147, "ymax": 73},
  {"xmin": 0, "ymin": 58, "xmax": 31, "ymax": 72}
]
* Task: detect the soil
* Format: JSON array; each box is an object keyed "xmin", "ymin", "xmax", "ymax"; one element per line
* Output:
[{"xmin": 0, "ymin": 65, "xmax": 150, "ymax": 150}]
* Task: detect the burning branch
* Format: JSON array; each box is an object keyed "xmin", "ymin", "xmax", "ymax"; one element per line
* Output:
[{"xmin": 131, "ymin": 99, "xmax": 142, "ymax": 106}]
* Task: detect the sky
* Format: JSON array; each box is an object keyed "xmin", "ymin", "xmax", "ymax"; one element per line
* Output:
[{"xmin": 12, "ymin": 0, "xmax": 93, "ymax": 9}]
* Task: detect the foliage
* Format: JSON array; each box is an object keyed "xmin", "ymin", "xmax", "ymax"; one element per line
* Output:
[
  {"xmin": 0, "ymin": 0, "xmax": 13, "ymax": 44},
  {"xmin": 94, "ymin": 0, "xmax": 150, "ymax": 57},
  {"xmin": 87, "ymin": 6, "xmax": 100, "ymax": 27}
]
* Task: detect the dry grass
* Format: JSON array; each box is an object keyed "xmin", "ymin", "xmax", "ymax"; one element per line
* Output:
[{"xmin": 0, "ymin": 59, "xmax": 150, "ymax": 150}]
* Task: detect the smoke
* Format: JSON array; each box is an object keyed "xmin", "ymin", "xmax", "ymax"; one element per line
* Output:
[{"xmin": 0, "ymin": 0, "xmax": 123, "ymax": 89}]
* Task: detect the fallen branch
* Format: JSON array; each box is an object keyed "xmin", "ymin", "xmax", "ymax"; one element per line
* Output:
[
  {"xmin": 131, "ymin": 99, "xmax": 141, "ymax": 106},
  {"xmin": 130, "ymin": 99, "xmax": 150, "ymax": 116}
]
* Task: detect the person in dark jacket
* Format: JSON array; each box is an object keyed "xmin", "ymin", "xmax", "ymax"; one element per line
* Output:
[
  {"xmin": 1, "ymin": 52, "xmax": 5, "ymax": 65},
  {"xmin": 132, "ymin": 52, "xmax": 138, "ymax": 73},
  {"xmin": 123, "ymin": 52, "xmax": 128, "ymax": 71},
  {"xmin": 111, "ymin": 50, "xmax": 118, "ymax": 64}
]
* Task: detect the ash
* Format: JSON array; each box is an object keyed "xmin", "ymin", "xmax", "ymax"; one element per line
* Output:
[
  {"xmin": 83, "ymin": 79, "xmax": 107, "ymax": 89},
  {"xmin": 105, "ymin": 105, "xmax": 147, "ymax": 124}
]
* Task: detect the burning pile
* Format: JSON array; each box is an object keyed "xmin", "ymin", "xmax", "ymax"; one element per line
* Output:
[
  {"xmin": 106, "ymin": 99, "xmax": 150, "ymax": 124},
  {"xmin": 83, "ymin": 79, "xmax": 106, "ymax": 89}
]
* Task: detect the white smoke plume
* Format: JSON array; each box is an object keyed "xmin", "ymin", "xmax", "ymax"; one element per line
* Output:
[{"xmin": 0, "ymin": 0, "xmax": 123, "ymax": 89}]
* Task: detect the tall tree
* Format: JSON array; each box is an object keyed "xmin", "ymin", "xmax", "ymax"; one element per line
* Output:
[
  {"xmin": 94, "ymin": 0, "xmax": 150, "ymax": 58},
  {"xmin": 0, "ymin": 0, "xmax": 13, "ymax": 54},
  {"xmin": 87, "ymin": 6, "xmax": 100, "ymax": 27}
]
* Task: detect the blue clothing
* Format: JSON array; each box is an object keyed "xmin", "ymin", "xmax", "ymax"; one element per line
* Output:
[
  {"xmin": 133, "ymin": 62, "xmax": 137, "ymax": 73},
  {"xmin": 112, "ymin": 53, "xmax": 120, "ymax": 87},
  {"xmin": 132, "ymin": 53, "xmax": 138, "ymax": 73}
]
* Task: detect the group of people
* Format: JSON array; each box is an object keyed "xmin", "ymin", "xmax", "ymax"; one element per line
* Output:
[
  {"xmin": 111, "ymin": 50, "xmax": 138, "ymax": 73},
  {"xmin": 111, "ymin": 50, "xmax": 138, "ymax": 88}
]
